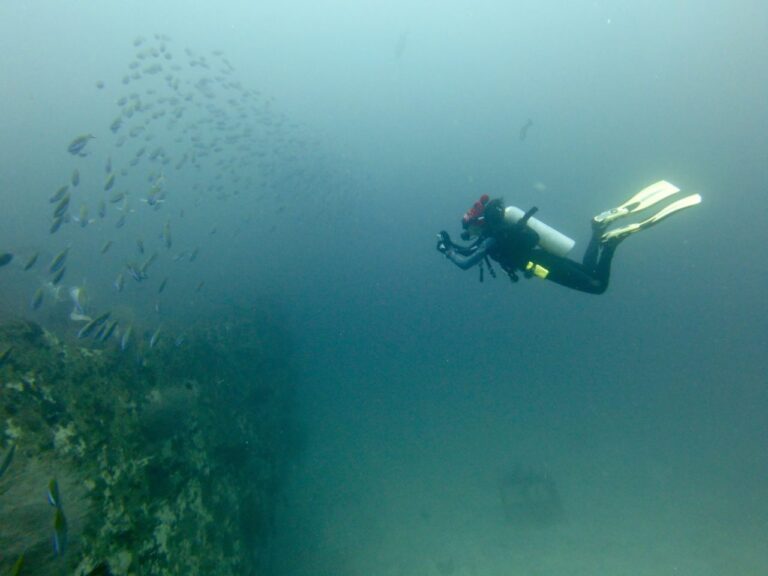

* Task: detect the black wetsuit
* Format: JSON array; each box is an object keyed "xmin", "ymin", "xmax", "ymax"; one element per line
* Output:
[{"xmin": 444, "ymin": 222, "xmax": 617, "ymax": 294}]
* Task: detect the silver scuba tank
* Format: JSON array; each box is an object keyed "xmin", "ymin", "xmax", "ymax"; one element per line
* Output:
[{"xmin": 504, "ymin": 206, "xmax": 575, "ymax": 257}]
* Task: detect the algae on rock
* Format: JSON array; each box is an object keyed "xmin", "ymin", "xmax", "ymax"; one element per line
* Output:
[{"xmin": 0, "ymin": 316, "xmax": 295, "ymax": 575}]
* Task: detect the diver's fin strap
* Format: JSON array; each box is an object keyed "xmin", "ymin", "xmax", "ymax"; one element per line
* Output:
[
  {"xmin": 601, "ymin": 193, "xmax": 702, "ymax": 243},
  {"xmin": 593, "ymin": 180, "xmax": 681, "ymax": 226}
]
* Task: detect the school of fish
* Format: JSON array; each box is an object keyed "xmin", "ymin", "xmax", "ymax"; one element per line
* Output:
[{"xmin": 1, "ymin": 33, "xmax": 363, "ymax": 361}]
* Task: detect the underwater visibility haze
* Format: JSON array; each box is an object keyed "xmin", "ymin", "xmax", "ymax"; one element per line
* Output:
[{"xmin": 1, "ymin": 0, "xmax": 767, "ymax": 574}]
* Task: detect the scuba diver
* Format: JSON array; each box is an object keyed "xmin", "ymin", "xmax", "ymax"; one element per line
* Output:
[{"xmin": 436, "ymin": 181, "xmax": 701, "ymax": 294}]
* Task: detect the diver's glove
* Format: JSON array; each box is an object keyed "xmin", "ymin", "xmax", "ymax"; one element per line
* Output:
[{"xmin": 436, "ymin": 231, "xmax": 453, "ymax": 254}]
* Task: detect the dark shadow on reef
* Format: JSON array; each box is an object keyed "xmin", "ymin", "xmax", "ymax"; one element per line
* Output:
[{"xmin": 0, "ymin": 310, "xmax": 298, "ymax": 576}]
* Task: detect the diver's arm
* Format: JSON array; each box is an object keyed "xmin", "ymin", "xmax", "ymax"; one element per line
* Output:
[
  {"xmin": 450, "ymin": 241, "xmax": 480, "ymax": 257},
  {"xmin": 437, "ymin": 230, "xmax": 483, "ymax": 256},
  {"xmin": 436, "ymin": 231, "xmax": 478, "ymax": 256},
  {"xmin": 445, "ymin": 237, "xmax": 496, "ymax": 270}
]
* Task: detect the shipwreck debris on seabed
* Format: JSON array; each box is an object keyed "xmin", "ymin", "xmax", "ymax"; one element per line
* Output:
[
  {"xmin": 498, "ymin": 467, "xmax": 564, "ymax": 528},
  {"xmin": 0, "ymin": 316, "xmax": 296, "ymax": 576}
]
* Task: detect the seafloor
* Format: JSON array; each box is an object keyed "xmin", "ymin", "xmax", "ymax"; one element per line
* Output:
[{"xmin": 0, "ymin": 315, "xmax": 295, "ymax": 576}]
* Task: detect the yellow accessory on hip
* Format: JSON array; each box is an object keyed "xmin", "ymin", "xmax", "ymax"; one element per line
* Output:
[{"xmin": 526, "ymin": 261, "xmax": 549, "ymax": 279}]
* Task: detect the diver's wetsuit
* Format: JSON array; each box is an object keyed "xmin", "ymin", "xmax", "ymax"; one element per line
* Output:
[{"xmin": 444, "ymin": 224, "xmax": 617, "ymax": 294}]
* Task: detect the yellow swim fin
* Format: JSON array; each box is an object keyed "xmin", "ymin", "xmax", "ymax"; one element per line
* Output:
[
  {"xmin": 593, "ymin": 180, "xmax": 681, "ymax": 227},
  {"xmin": 601, "ymin": 193, "xmax": 702, "ymax": 244}
]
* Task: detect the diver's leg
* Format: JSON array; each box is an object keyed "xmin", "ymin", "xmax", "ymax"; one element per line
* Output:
[
  {"xmin": 527, "ymin": 251, "xmax": 609, "ymax": 294},
  {"xmin": 582, "ymin": 225, "xmax": 603, "ymax": 271},
  {"xmin": 592, "ymin": 240, "xmax": 618, "ymax": 290}
]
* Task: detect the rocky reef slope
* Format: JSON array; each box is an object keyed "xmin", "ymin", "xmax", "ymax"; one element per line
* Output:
[{"xmin": 0, "ymin": 315, "xmax": 295, "ymax": 576}]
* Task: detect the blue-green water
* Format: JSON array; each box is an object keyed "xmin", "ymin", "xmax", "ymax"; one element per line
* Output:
[{"xmin": 1, "ymin": 1, "xmax": 767, "ymax": 574}]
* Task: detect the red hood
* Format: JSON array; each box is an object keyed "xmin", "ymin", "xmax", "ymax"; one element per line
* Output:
[{"xmin": 462, "ymin": 194, "xmax": 490, "ymax": 229}]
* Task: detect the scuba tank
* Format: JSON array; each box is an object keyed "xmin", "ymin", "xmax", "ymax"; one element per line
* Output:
[{"xmin": 504, "ymin": 206, "xmax": 575, "ymax": 257}]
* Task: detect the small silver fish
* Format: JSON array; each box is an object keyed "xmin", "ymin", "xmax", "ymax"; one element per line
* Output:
[
  {"xmin": 100, "ymin": 319, "xmax": 119, "ymax": 342},
  {"xmin": 53, "ymin": 193, "xmax": 71, "ymax": 218},
  {"xmin": 71, "ymin": 169, "xmax": 80, "ymax": 187},
  {"xmin": 95, "ymin": 320, "xmax": 109, "ymax": 340},
  {"xmin": 77, "ymin": 311, "xmax": 110, "ymax": 339},
  {"xmin": 48, "ymin": 248, "xmax": 69, "ymax": 274},
  {"xmin": 149, "ymin": 326, "xmax": 162, "ymax": 348},
  {"xmin": 519, "ymin": 119, "xmax": 533, "ymax": 141},
  {"xmin": 145, "ymin": 188, "xmax": 165, "ymax": 208},
  {"xmin": 67, "ymin": 134, "xmax": 94, "ymax": 157},
  {"xmin": 70, "ymin": 310, "xmax": 91, "ymax": 323},
  {"xmin": 51, "ymin": 266, "xmax": 66, "ymax": 286},
  {"xmin": 0, "ymin": 444, "xmax": 15, "ymax": 478},
  {"xmin": 9, "ymin": 555, "xmax": 23, "ymax": 576},
  {"xmin": 162, "ymin": 221, "xmax": 172, "ymax": 249},
  {"xmin": 140, "ymin": 252, "xmax": 158, "ymax": 276},
  {"xmin": 101, "ymin": 240, "xmax": 113, "ymax": 255},
  {"xmin": 23, "ymin": 251, "xmax": 39, "ymax": 271},
  {"xmin": 104, "ymin": 172, "xmax": 116, "ymax": 191},
  {"xmin": 113, "ymin": 272, "xmax": 125, "ymax": 292},
  {"xmin": 31, "ymin": 287, "xmax": 44, "ymax": 310},
  {"xmin": 69, "ymin": 286, "xmax": 88, "ymax": 315},
  {"xmin": 49, "ymin": 185, "xmax": 69, "ymax": 204},
  {"xmin": 50, "ymin": 216, "xmax": 64, "ymax": 235},
  {"xmin": 109, "ymin": 191, "xmax": 126, "ymax": 204},
  {"xmin": 120, "ymin": 325, "xmax": 133, "ymax": 351},
  {"xmin": 0, "ymin": 346, "xmax": 12, "ymax": 367},
  {"xmin": 157, "ymin": 278, "xmax": 168, "ymax": 294},
  {"xmin": 76, "ymin": 204, "xmax": 90, "ymax": 228},
  {"xmin": 47, "ymin": 478, "xmax": 62, "ymax": 508},
  {"xmin": 126, "ymin": 263, "xmax": 145, "ymax": 282},
  {"xmin": 53, "ymin": 507, "xmax": 68, "ymax": 556}
]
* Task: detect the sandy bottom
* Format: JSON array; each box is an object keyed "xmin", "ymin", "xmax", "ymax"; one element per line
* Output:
[{"xmin": 275, "ymin": 367, "xmax": 768, "ymax": 576}]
